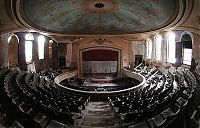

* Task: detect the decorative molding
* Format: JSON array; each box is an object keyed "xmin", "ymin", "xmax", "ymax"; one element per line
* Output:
[
  {"xmin": 89, "ymin": 38, "xmax": 112, "ymax": 45},
  {"xmin": 16, "ymin": 0, "xmax": 182, "ymax": 35}
]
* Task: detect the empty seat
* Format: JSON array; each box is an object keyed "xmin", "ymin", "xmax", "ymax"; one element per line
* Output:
[
  {"xmin": 33, "ymin": 113, "xmax": 50, "ymax": 128},
  {"xmin": 191, "ymin": 106, "xmax": 200, "ymax": 126},
  {"xmin": 9, "ymin": 121, "xmax": 24, "ymax": 128},
  {"xmin": 160, "ymin": 107, "xmax": 179, "ymax": 119},
  {"xmin": 182, "ymin": 89, "xmax": 192, "ymax": 99},
  {"xmin": 124, "ymin": 110, "xmax": 139, "ymax": 122},
  {"xmin": 128, "ymin": 121, "xmax": 149, "ymax": 128},
  {"xmin": 169, "ymin": 103, "xmax": 181, "ymax": 116},
  {"xmin": 148, "ymin": 114, "xmax": 166, "ymax": 128},
  {"xmin": 19, "ymin": 102, "xmax": 33, "ymax": 115},
  {"xmin": 176, "ymin": 97, "xmax": 188, "ymax": 107},
  {"xmin": 46, "ymin": 120, "xmax": 65, "ymax": 128},
  {"xmin": 160, "ymin": 109, "xmax": 172, "ymax": 119}
]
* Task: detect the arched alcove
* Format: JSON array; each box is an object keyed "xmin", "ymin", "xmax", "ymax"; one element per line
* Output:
[
  {"xmin": 181, "ymin": 32, "xmax": 193, "ymax": 65},
  {"xmin": 8, "ymin": 35, "xmax": 19, "ymax": 67}
]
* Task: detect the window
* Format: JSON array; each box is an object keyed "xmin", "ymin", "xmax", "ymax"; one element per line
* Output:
[
  {"xmin": 49, "ymin": 40, "xmax": 53, "ymax": 59},
  {"xmin": 182, "ymin": 33, "xmax": 192, "ymax": 65},
  {"xmin": 167, "ymin": 31, "xmax": 176, "ymax": 63},
  {"xmin": 146, "ymin": 39, "xmax": 152, "ymax": 58},
  {"xmin": 156, "ymin": 35, "xmax": 162, "ymax": 61},
  {"xmin": 8, "ymin": 34, "xmax": 19, "ymax": 44},
  {"xmin": 183, "ymin": 49, "xmax": 192, "ymax": 65},
  {"xmin": 8, "ymin": 36, "xmax": 12, "ymax": 43},
  {"xmin": 25, "ymin": 33, "xmax": 34, "ymax": 63},
  {"xmin": 25, "ymin": 33, "xmax": 34, "ymax": 40},
  {"xmin": 38, "ymin": 35, "xmax": 45, "ymax": 60}
]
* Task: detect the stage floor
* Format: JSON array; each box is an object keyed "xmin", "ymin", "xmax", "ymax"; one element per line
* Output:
[
  {"xmin": 83, "ymin": 82, "xmax": 119, "ymax": 87},
  {"xmin": 84, "ymin": 76, "xmax": 121, "ymax": 84},
  {"xmin": 82, "ymin": 76, "xmax": 125, "ymax": 88}
]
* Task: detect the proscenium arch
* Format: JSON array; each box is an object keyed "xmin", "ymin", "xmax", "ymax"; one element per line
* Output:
[{"xmin": 78, "ymin": 46, "xmax": 123, "ymax": 78}]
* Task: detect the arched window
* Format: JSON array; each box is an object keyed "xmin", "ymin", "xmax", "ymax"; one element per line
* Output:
[
  {"xmin": 146, "ymin": 39, "xmax": 152, "ymax": 59},
  {"xmin": 156, "ymin": 35, "xmax": 162, "ymax": 61},
  {"xmin": 25, "ymin": 33, "xmax": 34, "ymax": 63},
  {"xmin": 38, "ymin": 35, "xmax": 45, "ymax": 60},
  {"xmin": 49, "ymin": 40, "xmax": 53, "ymax": 59},
  {"xmin": 8, "ymin": 36, "xmax": 12, "ymax": 43},
  {"xmin": 182, "ymin": 33, "xmax": 192, "ymax": 65},
  {"xmin": 167, "ymin": 31, "xmax": 176, "ymax": 63}
]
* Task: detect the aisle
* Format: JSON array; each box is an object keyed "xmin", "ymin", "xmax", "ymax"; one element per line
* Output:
[{"xmin": 81, "ymin": 102, "xmax": 119, "ymax": 128}]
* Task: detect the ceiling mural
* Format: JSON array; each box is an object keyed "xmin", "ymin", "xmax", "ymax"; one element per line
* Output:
[{"xmin": 18, "ymin": 0, "xmax": 180, "ymax": 35}]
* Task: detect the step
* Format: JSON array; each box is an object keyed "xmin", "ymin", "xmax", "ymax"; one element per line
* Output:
[
  {"xmin": 87, "ymin": 107, "xmax": 113, "ymax": 112},
  {"xmin": 80, "ymin": 102, "xmax": 119, "ymax": 128},
  {"xmin": 87, "ymin": 110, "xmax": 114, "ymax": 115},
  {"xmin": 81, "ymin": 126, "xmax": 115, "ymax": 128},
  {"xmin": 82, "ymin": 121, "xmax": 114, "ymax": 127},
  {"xmin": 89, "ymin": 102, "xmax": 109, "ymax": 105},
  {"xmin": 84, "ymin": 115, "xmax": 114, "ymax": 122}
]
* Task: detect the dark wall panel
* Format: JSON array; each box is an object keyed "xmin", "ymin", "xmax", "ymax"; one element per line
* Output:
[
  {"xmin": 82, "ymin": 50, "xmax": 118, "ymax": 61},
  {"xmin": 0, "ymin": 37, "xmax": 3, "ymax": 67}
]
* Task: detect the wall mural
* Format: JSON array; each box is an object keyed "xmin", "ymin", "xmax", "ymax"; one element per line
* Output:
[{"xmin": 19, "ymin": 0, "xmax": 179, "ymax": 35}]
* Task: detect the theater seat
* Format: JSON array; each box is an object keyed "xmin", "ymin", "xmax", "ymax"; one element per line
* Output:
[
  {"xmin": 170, "ymin": 103, "xmax": 181, "ymax": 116},
  {"xmin": 160, "ymin": 104, "xmax": 180, "ymax": 118},
  {"xmin": 191, "ymin": 106, "xmax": 200, "ymax": 126},
  {"xmin": 46, "ymin": 120, "xmax": 65, "ymax": 128},
  {"xmin": 182, "ymin": 89, "xmax": 192, "ymax": 99},
  {"xmin": 128, "ymin": 121, "xmax": 149, "ymax": 128},
  {"xmin": 176, "ymin": 97, "xmax": 188, "ymax": 107},
  {"xmin": 160, "ymin": 109, "xmax": 171, "ymax": 119},
  {"xmin": 148, "ymin": 114, "xmax": 166, "ymax": 128},
  {"xmin": 33, "ymin": 113, "xmax": 50, "ymax": 128},
  {"xmin": 19, "ymin": 102, "xmax": 33, "ymax": 115},
  {"xmin": 9, "ymin": 121, "xmax": 24, "ymax": 128}
]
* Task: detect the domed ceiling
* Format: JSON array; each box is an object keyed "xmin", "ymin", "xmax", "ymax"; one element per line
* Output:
[{"xmin": 18, "ymin": 0, "xmax": 181, "ymax": 35}]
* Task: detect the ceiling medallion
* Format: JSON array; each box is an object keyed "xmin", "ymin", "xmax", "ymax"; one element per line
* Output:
[
  {"xmin": 94, "ymin": 3, "xmax": 105, "ymax": 8},
  {"xmin": 81, "ymin": 0, "xmax": 119, "ymax": 15}
]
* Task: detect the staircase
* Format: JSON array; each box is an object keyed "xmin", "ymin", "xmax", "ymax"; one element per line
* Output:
[{"xmin": 81, "ymin": 102, "xmax": 119, "ymax": 128}]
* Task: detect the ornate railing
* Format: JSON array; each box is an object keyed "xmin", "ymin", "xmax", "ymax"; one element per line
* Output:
[
  {"xmin": 54, "ymin": 69, "xmax": 146, "ymax": 95},
  {"xmin": 54, "ymin": 70, "xmax": 77, "ymax": 84}
]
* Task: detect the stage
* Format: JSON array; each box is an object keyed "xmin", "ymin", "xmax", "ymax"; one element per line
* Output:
[
  {"xmin": 81, "ymin": 76, "xmax": 125, "ymax": 90},
  {"xmin": 89, "ymin": 76, "xmax": 120, "ymax": 83}
]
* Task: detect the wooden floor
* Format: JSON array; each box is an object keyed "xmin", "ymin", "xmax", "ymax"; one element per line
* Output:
[{"xmin": 80, "ymin": 102, "xmax": 120, "ymax": 128}]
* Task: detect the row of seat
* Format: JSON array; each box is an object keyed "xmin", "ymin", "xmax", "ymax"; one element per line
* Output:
[
  {"xmin": 0, "ymin": 68, "xmax": 90, "ymax": 128},
  {"xmin": 1, "ymin": 63, "xmax": 200, "ymax": 128},
  {"xmin": 109, "ymin": 65, "xmax": 198, "ymax": 128},
  {"xmin": 109, "ymin": 70, "xmax": 176, "ymax": 124}
]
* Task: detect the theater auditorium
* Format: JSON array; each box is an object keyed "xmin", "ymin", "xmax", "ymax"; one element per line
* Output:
[{"xmin": 0, "ymin": 0, "xmax": 200, "ymax": 128}]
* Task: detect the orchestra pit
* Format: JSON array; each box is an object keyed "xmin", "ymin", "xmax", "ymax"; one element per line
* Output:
[{"xmin": 0, "ymin": 0, "xmax": 200, "ymax": 128}]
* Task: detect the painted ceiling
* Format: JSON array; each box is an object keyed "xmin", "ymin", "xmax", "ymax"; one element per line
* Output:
[{"xmin": 18, "ymin": 0, "xmax": 179, "ymax": 35}]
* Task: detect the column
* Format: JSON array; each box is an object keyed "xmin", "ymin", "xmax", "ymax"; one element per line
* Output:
[
  {"xmin": 1, "ymin": 34, "xmax": 11, "ymax": 67},
  {"xmin": 66, "ymin": 42, "xmax": 72, "ymax": 67},
  {"xmin": 160, "ymin": 32, "xmax": 167, "ymax": 64},
  {"xmin": 151, "ymin": 36, "xmax": 156, "ymax": 61}
]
